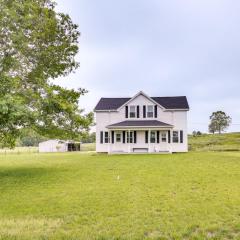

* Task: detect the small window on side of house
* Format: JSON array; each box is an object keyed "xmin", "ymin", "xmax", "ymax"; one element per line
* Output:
[
  {"xmin": 104, "ymin": 132, "xmax": 109, "ymax": 143},
  {"xmin": 172, "ymin": 131, "xmax": 179, "ymax": 143}
]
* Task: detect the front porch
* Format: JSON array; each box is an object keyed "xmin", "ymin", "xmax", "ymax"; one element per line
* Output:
[{"xmin": 106, "ymin": 120, "xmax": 173, "ymax": 154}]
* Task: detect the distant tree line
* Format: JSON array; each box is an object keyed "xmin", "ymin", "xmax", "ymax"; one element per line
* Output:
[
  {"xmin": 81, "ymin": 132, "xmax": 96, "ymax": 143},
  {"xmin": 16, "ymin": 129, "xmax": 48, "ymax": 147},
  {"xmin": 192, "ymin": 131, "xmax": 202, "ymax": 137}
]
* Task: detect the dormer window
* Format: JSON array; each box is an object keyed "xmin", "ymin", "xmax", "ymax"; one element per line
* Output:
[
  {"xmin": 147, "ymin": 105, "xmax": 154, "ymax": 118},
  {"xmin": 129, "ymin": 106, "xmax": 136, "ymax": 118}
]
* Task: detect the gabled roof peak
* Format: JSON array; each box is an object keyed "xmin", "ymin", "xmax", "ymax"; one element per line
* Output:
[{"xmin": 117, "ymin": 91, "xmax": 162, "ymax": 110}]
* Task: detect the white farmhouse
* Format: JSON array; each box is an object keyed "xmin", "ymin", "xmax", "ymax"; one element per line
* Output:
[{"xmin": 94, "ymin": 91, "xmax": 189, "ymax": 153}]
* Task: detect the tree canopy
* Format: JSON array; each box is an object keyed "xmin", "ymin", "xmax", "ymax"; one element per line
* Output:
[
  {"xmin": 0, "ymin": 0, "xmax": 93, "ymax": 148},
  {"xmin": 209, "ymin": 111, "xmax": 231, "ymax": 134}
]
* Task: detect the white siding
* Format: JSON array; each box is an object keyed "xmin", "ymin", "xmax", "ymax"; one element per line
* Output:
[
  {"xmin": 96, "ymin": 93, "xmax": 188, "ymax": 153},
  {"xmin": 39, "ymin": 140, "xmax": 67, "ymax": 153}
]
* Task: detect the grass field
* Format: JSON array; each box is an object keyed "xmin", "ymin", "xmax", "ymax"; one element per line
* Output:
[
  {"xmin": 1, "ymin": 132, "xmax": 240, "ymax": 154},
  {"xmin": 0, "ymin": 143, "xmax": 96, "ymax": 154},
  {"xmin": 0, "ymin": 152, "xmax": 239, "ymax": 239},
  {"xmin": 189, "ymin": 132, "xmax": 240, "ymax": 152}
]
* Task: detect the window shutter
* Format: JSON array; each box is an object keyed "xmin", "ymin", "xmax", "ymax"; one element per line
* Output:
[
  {"xmin": 134, "ymin": 131, "xmax": 137, "ymax": 143},
  {"xmin": 143, "ymin": 105, "xmax": 146, "ymax": 118},
  {"xmin": 100, "ymin": 131, "xmax": 103, "ymax": 144},
  {"xmin": 126, "ymin": 131, "xmax": 129, "ymax": 143},
  {"xmin": 137, "ymin": 106, "xmax": 140, "ymax": 118},
  {"xmin": 145, "ymin": 131, "xmax": 148, "ymax": 143},
  {"xmin": 168, "ymin": 130, "xmax": 171, "ymax": 143},
  {"xmin": 154, "ymin": 105, "xmax": 158, "ymax": 118},
  {"xmin": 123, "ymin": 131, "xmax": 126, "ymax": 143},
  {"xmin": 180, "ymin": 130, "xmax": 183, "ymax": 143},
  {"xmin": 125, "ymin": 106, "xmax": 128, "ymax": 118},
  {"xmin": 111, "ymin": 131, "xmax": 114, "ymax": 144},
  {"xmin": 157, "ymin": 131, "xmax": 160, "ymax": 143}
]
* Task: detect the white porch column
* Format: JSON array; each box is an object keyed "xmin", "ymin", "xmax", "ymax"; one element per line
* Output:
[
  {"xmin": 108, "ymin": 130, "xmax": 111, "ymax": 154},
  {"xmin": 128, "ymin": 130, "xmax": 130, "ymax": 153},
  {"xmin": 169, "ymin": 129, "xmax": 172, "ymax": 153}
]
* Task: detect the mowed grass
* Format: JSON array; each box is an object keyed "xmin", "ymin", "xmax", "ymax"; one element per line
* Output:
[{"xmin": 0, "ymin": 152, "xmax": 239, "ymax": 240}]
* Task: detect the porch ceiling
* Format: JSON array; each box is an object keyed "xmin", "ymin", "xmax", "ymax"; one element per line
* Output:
[{"xmin": 106, "ymin": 120, "xmax": 173, "ymax": 129}]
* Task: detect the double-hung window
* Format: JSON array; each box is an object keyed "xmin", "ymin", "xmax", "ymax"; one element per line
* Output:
[
  {"xmin": 104, "ymin": 132, "xmax": 109, "ymax": 143},
  {"xmin": 147, "ymin": 105, "xmax": 154, "ymax": 118},
  {"xmin": 161, "ymin": 132, "xmax": 167, "ymax": 142},
  {"xmin": 129, "ymin": 106, "xmax": 136, "ymax": 118},
  {"xmin": 127, "ymin": 131, "xmax": 133, "ymax": 143},
  {"xmin": 173, "ymin": 131, "xmax": 179, "ymax": 143},
  {"xmin": 150, "ymin": 131, "xmax": 156, "ymax": 143},
  {"xmin": 116, "ymin": 133, "xmax": 121, "ymax": 143}
]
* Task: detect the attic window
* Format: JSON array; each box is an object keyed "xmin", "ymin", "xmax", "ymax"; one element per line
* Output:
[{"xmin": 129, "ymin": 106, "xmax": 136, "ymax": 118}]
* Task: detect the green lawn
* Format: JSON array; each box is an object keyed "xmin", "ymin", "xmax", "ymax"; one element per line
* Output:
[{"xmin": 0, "ymin": 152, "xmax": 239, "ymax": 240}]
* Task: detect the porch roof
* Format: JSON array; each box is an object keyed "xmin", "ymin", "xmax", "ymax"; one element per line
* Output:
[{"xmin": 106, "ymin": 120, "xmax": 173, "ymax": 129}]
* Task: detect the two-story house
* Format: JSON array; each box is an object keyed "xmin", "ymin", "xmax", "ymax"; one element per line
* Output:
[{"xmin": 94, "ymin": 91, "xmax": 189, "ymax": 153}]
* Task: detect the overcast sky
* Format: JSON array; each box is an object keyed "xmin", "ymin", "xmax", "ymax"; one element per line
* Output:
[{"xmin": 55, "ymin": 0, "xmax": 240, "ymax": 133}]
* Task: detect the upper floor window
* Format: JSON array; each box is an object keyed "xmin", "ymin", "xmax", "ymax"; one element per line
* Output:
[
  {"xmin": 147, "ymin": 105, "xmax": 154, "ymax": 118},
  {"xmin": 129, "ymin": 106, "xmax": 136, "ymax": 118}
]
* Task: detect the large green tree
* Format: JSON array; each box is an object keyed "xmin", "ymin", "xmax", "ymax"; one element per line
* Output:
[
  {"xmin": 0, "ymin": 0, "xmax": 93, "ymax": 147},
  {"xmin": 209, "ymin": 111, "xmax": 231, "ymax": 134}
]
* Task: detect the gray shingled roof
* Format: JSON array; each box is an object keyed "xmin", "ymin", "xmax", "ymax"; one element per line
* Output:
[
  {"xmin": 152, "ymin": 96, "xmax": 189, "ymax": 109},
  {"xmin": 107, "ymin": 120, "xmax": 173, "ymax": 129},
  {"xmin": 95, "ymin": 96, "xmax": 189, "ymax": 111}
]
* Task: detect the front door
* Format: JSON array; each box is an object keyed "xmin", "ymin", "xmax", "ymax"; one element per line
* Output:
[{"xmin": 159, "ymin": 131, "xmax": 168, "ymax": 151}]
